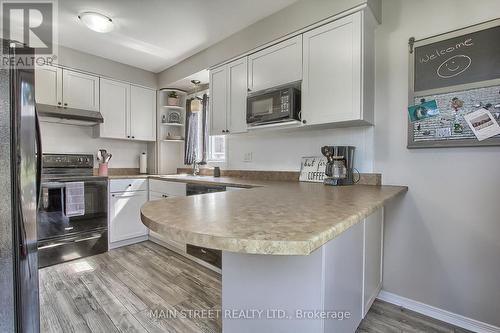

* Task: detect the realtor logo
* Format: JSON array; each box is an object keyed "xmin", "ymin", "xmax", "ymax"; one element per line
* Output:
[{"xmin": 1, "ymin": 0, "xmax": 56, "ymax": 54}]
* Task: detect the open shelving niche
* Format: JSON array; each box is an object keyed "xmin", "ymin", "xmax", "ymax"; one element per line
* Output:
[{"xmin": 156, "ymin": 88, "xmax": 187, "ymax": 174}]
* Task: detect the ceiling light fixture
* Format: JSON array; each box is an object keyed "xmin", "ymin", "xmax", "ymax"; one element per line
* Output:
[{"xmin": 78, "ymin": 12, "xmax": 114, "ymax": 33}]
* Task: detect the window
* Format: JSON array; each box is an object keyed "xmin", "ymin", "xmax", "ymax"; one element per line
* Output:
[{"xmin": 208, "ymin": 135, "xmax": 226, "ymax": 163}]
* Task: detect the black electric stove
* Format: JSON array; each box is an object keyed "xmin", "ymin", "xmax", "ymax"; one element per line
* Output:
[{"xmin": 37, "ymin": 153, "xmax": 108, "ymax": 268}]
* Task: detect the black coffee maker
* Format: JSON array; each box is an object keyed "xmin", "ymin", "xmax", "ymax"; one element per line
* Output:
[{"xmin": 321, "ymin": 146, "xmax": 356, "ymax": 186}]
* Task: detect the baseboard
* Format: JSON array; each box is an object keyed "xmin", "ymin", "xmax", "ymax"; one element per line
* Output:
[
  {"xmin": 364, "ymin": 283, "xmax": 382, "ymax": 317},
  {"xmin": 377, "ymin": 290, "xmax": 500, "ymax": 333},
  {"xmin": 109, "ymin": 235, "xmax": 149, "ymax": 249}
]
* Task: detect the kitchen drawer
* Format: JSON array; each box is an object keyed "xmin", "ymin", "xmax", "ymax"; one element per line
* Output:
[
  {"xmin": 149, "ymin": 191, "xmax": 171, "ymax": 200},
  {"xmin": 186, "ymin": 244, "xmax": 222, "ymax": 269},
  {"xmin": 109, "ymin": 178, "xmax": 147, "ymax": 193},
  {"xmin": 38, "ymin": 229, "xmax": 107, "ymax": 268},
  {"xmin": 149, "ymin": 179, "xmax": 186, "ymax": 196}
]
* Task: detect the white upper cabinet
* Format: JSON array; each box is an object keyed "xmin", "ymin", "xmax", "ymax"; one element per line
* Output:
[
  {"xmin": 209, "ymin": 66, "xmax": 228, "ymax": 135},
  {"xmin": 98, "ymin": 79, "xmax": 156, "ymax": 141},
  {"xmin": 130, "ymin": 85, "xmax": 156, "ymax": 141},
  {"xmin": 209, "ymin": 58, "xmax": 248, "ymax": 135},
  {"xmin": 301, "ymin": 11, "xmax": 374, "ymax": 126},
  {"xmin": 35, "ymin": 66, "xmax": 99, "ymax": 111},
  {"xmin": 35, "ymin": 66, "xmax": 62, "ymax": 106},
  {"xmin": 99, "ymin": 78, "xmax": 130, "ymax": 139},
  {"xmin": 248, "ymin": 35, "xmax": 302, "ymax": 92},
  {"xmin": 62, "ymin": 69, "xmax": 100, "ymax": 111},
  {"xmin": 227, "ymin": 57, "xmax": 248, "ymax": 134}
]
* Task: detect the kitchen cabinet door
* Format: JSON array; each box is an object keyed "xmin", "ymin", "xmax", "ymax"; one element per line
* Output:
[
  {"xmin": 227, "ymin": 57, "xmax": 248, "ymax": 134},
  {"xmin": 149, "ymin": 191, "xmax": 165, "ymax": 201},
  {"xmin": 302, "ymin": 12, "xmax": 362, "ymax": 125},
  {"xmin": 149, "ymin": 180, "xmax": 186, "ymax": 197},
  {"xmin": 209, "ymin": 66, "xmax": 228, "ymax": 135},
  {"xmin": 109, "ymin": 191, "xmax": 148, "ymax": 243},
  {"xmin": 99, "ymin": 78, "xmax": 130, "ymax": 139},
  {"xmin": 35, "ymin": 66, "xmax": 62, "ymax": 106},
  {"xmin": 62, "ymin": 69, "xmax": 100, "ymax": 111},
  {"xmin": 130, "ymin": 85, "xmax": 156, "ymax": 141},
  {"xmin": 248, "ymin": 35, "xmax": 302, "ymax": 92}
]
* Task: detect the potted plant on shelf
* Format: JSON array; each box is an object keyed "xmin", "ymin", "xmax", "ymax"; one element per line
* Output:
[{"xmin": 167, "ymin": 91, "xmax": 179, "ymax": 106}]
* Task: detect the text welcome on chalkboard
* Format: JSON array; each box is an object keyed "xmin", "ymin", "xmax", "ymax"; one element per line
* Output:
[{"xmin": 414, "ymin": 25, "xmax": 500, "ymax": 92}]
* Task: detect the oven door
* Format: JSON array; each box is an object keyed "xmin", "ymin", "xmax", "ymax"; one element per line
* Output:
[{"xmin": 37, "ymin": 177, "xmax": 108, "ymax": 241}]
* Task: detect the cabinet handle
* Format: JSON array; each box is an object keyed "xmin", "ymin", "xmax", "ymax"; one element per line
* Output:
[
  {"xmin": 128, "ymin": 184, "xmax": 132, "ymax": 187},
  {"xmin": 112, "ymin": 194, "xmax": 115, "ymax": 197},
  {"xmin": 222, "ymin": 130, "xmax": 225, "ymax": 133},
  {"xmin": 302, "ymin": 120, "xmax": 307, "ymax": 124},
  {"xmin": 63, "ymin": 103, "xmax": 68, "ymax": 107},
  {"xmin": 127, "ymin": 135, "xmax": 130, "ymax": 138},
  {"xmin": 200, "ymin": 249, "xmax": 207, "ymax": 254},
  {"xmin": 57, "ymin": 102, "xmax": 62, "ymax": 106},
  {"xmin": 247, "ymin": 88, "xmax": 251, "ymax": 92},
  {"xmin": 132, "ymin": 136, "xmax": 135, "ymax": 139},
  {"xmin": 226, "ymin": 129, "xmax": 230, "ymax": 133}
]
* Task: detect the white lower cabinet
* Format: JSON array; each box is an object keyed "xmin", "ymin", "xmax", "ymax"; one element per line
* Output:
[
  {"xmin": 149, "ymin": 179, "xmax": 186, "ymax": 197},
  {"xmin": 109, "ymin": 179, "xmax": 148, "ymax": 248},
  {"xmin": 148, "ymin": 179, "xmax": 187, "ymax": 252}
]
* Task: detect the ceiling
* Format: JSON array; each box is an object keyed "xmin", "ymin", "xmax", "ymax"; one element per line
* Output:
[
  {"xmin": 57, "ymin": 0, "xmax": 299, "ymax": 73},
  {"xmin": 167, "ymin": 69, "xmax": 209, "ymax": 91}
]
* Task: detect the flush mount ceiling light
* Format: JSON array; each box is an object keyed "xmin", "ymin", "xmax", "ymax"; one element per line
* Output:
[{"xmin": 78, "ymin": 12, "xmax": 114, "ymax": 33}]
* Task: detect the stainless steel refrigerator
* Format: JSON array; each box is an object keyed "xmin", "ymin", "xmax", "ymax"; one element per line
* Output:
[{"xmin": 0, "ymin": 40, "xmax": 41, "ymax": 332}]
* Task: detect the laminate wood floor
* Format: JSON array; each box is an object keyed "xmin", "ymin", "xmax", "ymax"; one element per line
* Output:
[{"xmin": 39, "ymin": 241, "xmax": 473, "ymax": 333}]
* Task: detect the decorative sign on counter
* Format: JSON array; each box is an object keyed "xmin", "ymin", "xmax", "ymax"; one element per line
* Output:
[
  {"xmin": 408, "ymin": 18, "xmax": 500, "ymax": 148},
  {"xmin": 299, "ymin": 156, "xmax": 327, "ymax": 183}
]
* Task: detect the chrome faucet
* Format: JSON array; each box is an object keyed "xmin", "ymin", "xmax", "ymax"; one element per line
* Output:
[{"xmin": 192, "ymin": 161, "xmax": 200, "ymax": 176}]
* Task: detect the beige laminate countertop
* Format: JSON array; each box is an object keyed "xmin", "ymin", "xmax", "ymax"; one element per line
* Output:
[{"xmin": 139, "ymin": 175, "xmax": 407, "ymax": 256}]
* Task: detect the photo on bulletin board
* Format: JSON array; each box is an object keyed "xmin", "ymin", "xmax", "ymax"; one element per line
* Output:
[{"xmin": 407, "ymin": 18, "xmax": 500, "ymax": 148}]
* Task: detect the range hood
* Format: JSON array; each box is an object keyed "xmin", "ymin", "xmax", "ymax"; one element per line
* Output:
[{"xmin": 36, "ymin": 103, "xmax": 104, "ymax": 126}]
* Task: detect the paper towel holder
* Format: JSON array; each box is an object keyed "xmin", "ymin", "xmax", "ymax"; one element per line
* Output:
[{"xmin": 139, "ymin": 152, "xmax": 147, "ymax": 174}]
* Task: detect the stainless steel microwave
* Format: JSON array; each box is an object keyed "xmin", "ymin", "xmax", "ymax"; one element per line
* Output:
[{"xmin": 246, "ymin": 82, "xmax": 301, "ymax": 126}]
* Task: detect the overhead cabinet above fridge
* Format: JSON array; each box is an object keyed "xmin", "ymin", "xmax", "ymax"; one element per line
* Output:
[{"xmin": 208, "ymin": 7, "xmax": 377, "ymax": 134}]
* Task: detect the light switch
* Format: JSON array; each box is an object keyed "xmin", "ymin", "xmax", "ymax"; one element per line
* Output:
[{"xmin": 243, "ymin": 152, "xmax": 253, "ymax": 163}]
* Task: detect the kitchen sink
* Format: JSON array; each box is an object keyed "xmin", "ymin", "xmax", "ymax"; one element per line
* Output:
[{"xmin": 186, "ymin": 183, "xmax": 226, "ymax": 196}]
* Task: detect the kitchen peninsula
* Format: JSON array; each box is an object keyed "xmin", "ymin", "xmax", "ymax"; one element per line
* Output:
[{"xmin": 141, "ymin": 175, "xmax": 407, "ymax": 332}]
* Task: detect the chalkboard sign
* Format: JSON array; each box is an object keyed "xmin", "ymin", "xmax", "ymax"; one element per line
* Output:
[
  {"xmin": 408, "ymin": 19, "xmax": 500, "ymax": 148},
  {"xmin": 412, "ymin": 20, "xmax": 500, "ymax": 93}
]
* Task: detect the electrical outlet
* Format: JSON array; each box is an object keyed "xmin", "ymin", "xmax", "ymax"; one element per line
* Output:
[{"xmin": 243, "ymin": 152, "xmax": 253, "ymax": 163}]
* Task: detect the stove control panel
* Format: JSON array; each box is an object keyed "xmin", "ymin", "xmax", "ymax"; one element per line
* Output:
[{"xmin": 42, "ymin": 154, "xmax": 94, "ymax": 168}]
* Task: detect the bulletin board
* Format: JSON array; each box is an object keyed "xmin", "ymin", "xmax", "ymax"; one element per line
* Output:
[{"xmin": 408, "ymin": 18, "xmax": 500, "ymax": 148}]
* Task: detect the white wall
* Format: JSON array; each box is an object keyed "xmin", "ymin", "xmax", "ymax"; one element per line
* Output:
[
  {"xmin": 40, "ymin": 46, "xmax": 156, "ymax": 168},
  {"xmin": 57, "ymin": 46, "xmax": 157, "ymax": 88},
  {"xmin": 375, "ymin": 0, "xmax": 500, "ymax": 327},
  {"xmin": 227, "ymin": 127, "xmax": 373, "ymax": 172},
  {"xmin": 40, "ymin": 122, "xmax": 147, "ymax": 168}
]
